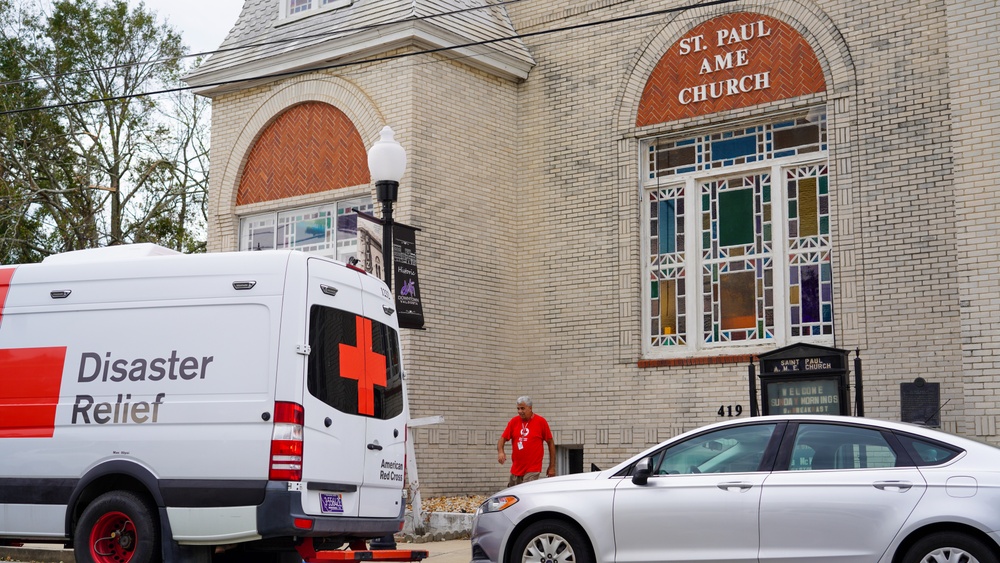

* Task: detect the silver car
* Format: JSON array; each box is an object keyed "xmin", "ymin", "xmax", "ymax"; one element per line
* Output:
[{"xmin": 471, "ymin": 415, "xmax": 1000, "ymax": 563}]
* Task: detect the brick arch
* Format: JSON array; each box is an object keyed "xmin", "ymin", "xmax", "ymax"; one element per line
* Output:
[
  {"xmin": 236, "ymin": 101, "xmax": 369, "ymax": 205},
  {"xmin": 636, "ymin": 12, "xmax": 825, "ymax": 126}
]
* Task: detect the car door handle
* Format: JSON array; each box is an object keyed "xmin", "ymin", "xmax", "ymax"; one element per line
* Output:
[
  {"xmin": 873, "ymin": 480, "xmax": 912, "ymax": 492},
  {"xmin": 717, "ymin": 481, "xmax": 754, "ymax": 492},
  {"xmin": 367, "ymin": 443, "xmax": 383, "ymax": 451}
]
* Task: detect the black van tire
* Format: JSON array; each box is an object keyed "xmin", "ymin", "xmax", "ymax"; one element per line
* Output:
[{"xmin": 74, "ymin": 490, "xmax": 161, "ymax": 563}]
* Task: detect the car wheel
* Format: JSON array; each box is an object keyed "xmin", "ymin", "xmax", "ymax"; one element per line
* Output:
[
  {"xmin": 510, "ymin": 520, "xmax": 591, "ymax": 563},
  {"xmin": 903, "ymin": 531, "xmax": 999, "ymax": 563},
  {"xmin": 74, "ymin": 490, "xmax": 161, "ymax": 563}
]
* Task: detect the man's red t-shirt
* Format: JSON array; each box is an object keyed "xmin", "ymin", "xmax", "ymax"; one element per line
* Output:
[{"xmin": 502, "ymin": 414, "xmax": 552, "ymax": 476}]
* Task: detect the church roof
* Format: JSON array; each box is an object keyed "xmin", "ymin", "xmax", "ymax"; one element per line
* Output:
[{"xmin": 184, "ymin": 0, "xmax": 535, "ymax": 94}]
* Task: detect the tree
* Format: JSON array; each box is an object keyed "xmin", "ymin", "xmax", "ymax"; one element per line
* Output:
[
  {"xmin": 0, "ymin": 0, "xmax": 89, "ymax": 263},
  {"xmin": 0, "ymin": 0, "xmax": 209, "ymax": 261},
  {"xmin": 130, "ymin": 87, "xmax": 210, "ymax": 253}
]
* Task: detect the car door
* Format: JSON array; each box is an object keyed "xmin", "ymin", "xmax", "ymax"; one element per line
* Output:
[
  {"xmin": 758, "ymin": 422, "xmax": 926, "ymax": 563},
  {"xmin": 613, "ymin": 422, "xmax": 780, "ymax": 563}
]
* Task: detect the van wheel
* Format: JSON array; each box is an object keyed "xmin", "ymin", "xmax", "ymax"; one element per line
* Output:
[
  {"xmin": 509, "ymin": 520, "xmax": 592, "ymax": 563},
  {"xmin": 902, "ymin": 531, "xmax": 998, "ymax": 563},
  {"xmin": 74, "ymin": 491, "xmax": 160, "ymax": 563}
]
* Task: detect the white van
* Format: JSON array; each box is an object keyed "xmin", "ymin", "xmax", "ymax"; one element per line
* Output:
[{"xmin": 0, "ymin": 244, "xmax": 412, "ymax": 563}]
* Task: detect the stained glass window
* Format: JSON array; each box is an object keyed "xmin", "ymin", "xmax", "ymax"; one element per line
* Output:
[
  {"xmin": 243, "ymin": 217, "xmax": 275, "ymax": 252},
  {"xmin": 239, "ymin": 196, "xmax": 372, "ymax": 262},
  {"xmin": 644, "ymin": 110, "xmax": 831, "ymax": 354},
  {"xmin": 701, "ymin": 174, "xmax": 774, "ymax": 344},
  {"xmin": 787, "ymin": 165, "xmax": 833, "ymax": 337},
  {"xmin": 649, "ymin": 185, "xmax": 686, "ymax": 346},
  {"xmin": 648, "ymin": 113, "xmax": 827, "ymax": 179}
]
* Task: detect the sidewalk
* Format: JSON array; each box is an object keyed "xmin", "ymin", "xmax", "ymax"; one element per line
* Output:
[
  {"xmin": 0, "ymin": 543, "xmax": 69, "ymax": 563},
  {"xmin": 400, "ymin": 539, "xmax": 471, "ymax": 563},
  {"xmin": 0, "ymin": 539, "xmax": 470, "ymax": 563}
]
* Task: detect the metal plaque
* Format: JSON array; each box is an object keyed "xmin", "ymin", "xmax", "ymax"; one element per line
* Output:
[{"xmin": 900, "ymin": 379, "xmax": 940, "ymax": 427}]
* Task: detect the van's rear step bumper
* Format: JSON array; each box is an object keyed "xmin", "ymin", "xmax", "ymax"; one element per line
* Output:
[{"xmin": 298, "ymin": 538, "xmax": 429, "ymax": 562}]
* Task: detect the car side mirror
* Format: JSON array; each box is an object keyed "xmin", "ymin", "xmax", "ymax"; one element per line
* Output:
[{"xmin": 632, "ymin": 457, "xmax": 652, "ymax": 485}]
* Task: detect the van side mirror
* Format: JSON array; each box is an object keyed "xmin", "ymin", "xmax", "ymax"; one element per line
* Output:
[{"xmin": 632, "ymin": 457, "xmax": 652, "ymax": 485}]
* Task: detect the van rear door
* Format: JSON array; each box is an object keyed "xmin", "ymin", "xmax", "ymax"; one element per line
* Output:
[
  {"xmin": 301, "ymin": 259, "xmax": 367, "ymax": 518},
  {"xmin": 300, "ymin": 258, "xmax": 406, "ymax": 520},
  {"xmin": 356, "ymin": 273, "xmax": 407, "ymax": 519}
]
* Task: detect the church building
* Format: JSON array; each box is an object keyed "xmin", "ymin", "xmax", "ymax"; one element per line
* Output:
[{"xmin": 185, "ymin": 0, "xmax": 1000, "ymax": 495}]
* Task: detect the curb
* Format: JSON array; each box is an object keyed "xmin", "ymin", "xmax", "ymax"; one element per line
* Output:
[{"xmin": 0, "ymin": 546, "xmax": 73, "ymax": 563}]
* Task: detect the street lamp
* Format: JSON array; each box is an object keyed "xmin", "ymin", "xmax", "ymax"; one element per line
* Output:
[{"xmin": 367, "ymin": 126, "xmax": 407, "ymax": 290}]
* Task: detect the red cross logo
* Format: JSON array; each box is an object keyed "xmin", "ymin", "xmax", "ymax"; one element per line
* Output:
[{"xmin": 338, "ymin": 316, "xmax": 386, "ymax": 416}]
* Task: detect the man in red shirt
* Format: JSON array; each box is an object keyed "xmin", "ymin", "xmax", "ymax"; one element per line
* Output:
[{"xmin": 497, "ymin": 396, "xmax": 556, "ymax": 487}]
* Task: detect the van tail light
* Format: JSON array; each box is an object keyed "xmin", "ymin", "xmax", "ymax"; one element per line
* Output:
[{"xmin": 270, "ymin": 401, "xmax": 304, "ymax": 481}]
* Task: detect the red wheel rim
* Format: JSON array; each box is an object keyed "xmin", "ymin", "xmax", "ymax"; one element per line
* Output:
[{"xmin": 89, "ymin": 510, "xmax": 137, "ymax": 563}]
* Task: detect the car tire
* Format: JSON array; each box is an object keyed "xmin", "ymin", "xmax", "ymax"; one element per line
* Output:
[
  {"xmin": 74, "ymin": 490, "xmax": 161, "ymax": 563},
  {"xmin": 509, "ymin": 519, "xmax": 592, "ymax": 563},
  {"xmin": 903, "ymin": 531, "xmax": 999, "ymax": 563}
]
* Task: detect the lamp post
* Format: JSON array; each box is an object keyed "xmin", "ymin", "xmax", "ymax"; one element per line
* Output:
[
  {"xmin": 367, "ymin": 126, "xmax": 407, "ymax": 291},
  {"xmin": 366, "ymin": 127, "xmax": 406, "ymax": 552}
]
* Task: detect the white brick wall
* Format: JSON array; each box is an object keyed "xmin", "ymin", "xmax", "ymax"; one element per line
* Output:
[{"xmin": 202, "ymin": 0, "xmax": 1000, "ymax": 495}]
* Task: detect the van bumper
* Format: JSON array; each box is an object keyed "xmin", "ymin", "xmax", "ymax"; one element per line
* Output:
[{"xmin": 256, "ymin": 482, "xmax": 403, "ymax": 539}]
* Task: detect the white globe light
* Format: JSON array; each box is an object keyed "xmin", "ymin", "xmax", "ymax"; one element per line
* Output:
[{"xmin": 367, "ymin": 126, "xmax": 407, "ymax": 183}]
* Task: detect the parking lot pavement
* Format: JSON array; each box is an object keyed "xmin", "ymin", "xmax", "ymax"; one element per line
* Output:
[
  {"xmin": 0, "ymin": 540, "xmax": 471, "ymax": 563},
  {"xmin": 400, "ymin": 539, "xmax": 471, "ymax": 563}
]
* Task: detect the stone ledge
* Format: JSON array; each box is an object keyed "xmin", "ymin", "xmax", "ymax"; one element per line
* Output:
[
  {"xmin": 0, "ymin": 544, "xmax": 73, "ymax": 563},
  {"xmin": 399, "ymin": 511, "xmax": 474, "ymax": 542}
]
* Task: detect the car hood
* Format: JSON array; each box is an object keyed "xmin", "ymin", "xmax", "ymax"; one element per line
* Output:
[{"xmin": 496, "ymin": 472, "xmax": 605, "ymax": 496}]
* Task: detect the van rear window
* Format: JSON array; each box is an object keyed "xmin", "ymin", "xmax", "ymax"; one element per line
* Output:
[{"xmin": 307, "ymin": 306, "xmax": 404, "ymax": 419}]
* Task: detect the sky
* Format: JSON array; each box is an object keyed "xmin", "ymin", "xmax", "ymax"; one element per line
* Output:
[{"xmin": 129, "ymin": 0, "xmax": 246, "ymax": 56}]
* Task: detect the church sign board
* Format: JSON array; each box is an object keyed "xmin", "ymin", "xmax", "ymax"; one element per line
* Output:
[{"xmin": 758, "ymin": 343, "xmax": 850, "ymax": 416}]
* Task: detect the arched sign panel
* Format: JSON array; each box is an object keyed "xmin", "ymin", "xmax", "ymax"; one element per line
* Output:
[{"xmin": 637, "ymin": 13, "xmax": 826, "ymax": 126}]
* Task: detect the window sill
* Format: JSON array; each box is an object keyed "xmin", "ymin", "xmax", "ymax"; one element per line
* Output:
[{"xmin": 638, "ymin": 354, "xmax": 755, "ymax": 368}]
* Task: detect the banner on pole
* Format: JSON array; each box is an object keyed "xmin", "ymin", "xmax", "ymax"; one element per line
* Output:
[
  {"xmin": 392, "ymin": 223, "xmax": 425, "ymax": 330},
  {"xmin": 355, "ymin": 210, "xmax": 425, "ymax": 330}
]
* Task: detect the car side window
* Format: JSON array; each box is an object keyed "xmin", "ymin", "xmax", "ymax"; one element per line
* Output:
[
  {"xmin": 789, "ymin": 424, "xmax": 897, "ymax": 470},
  {"xmin": 895, "ymin": 434, "xmax": 962, "ymax": 466},
  {"xmin": 649, "ymin": 424, "xmax": 777, "ymax": 475}
]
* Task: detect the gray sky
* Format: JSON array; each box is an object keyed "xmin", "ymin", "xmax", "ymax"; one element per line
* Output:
[{"xmin": 130, "ymin": 0, "xmax": 245, "ymax": 55}]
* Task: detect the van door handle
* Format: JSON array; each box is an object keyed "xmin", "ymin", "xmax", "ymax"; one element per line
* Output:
[
  {"xmin": 367, "ymin": 443, "xmax": 383, "ymax": 451},
  {"xmin": 873, "ymin": 480, "xmax": 912, "ymax": 492}
]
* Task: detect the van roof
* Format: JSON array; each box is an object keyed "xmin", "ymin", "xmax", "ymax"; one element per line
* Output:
[{"xmin": 41, "ymin": 244, "xmax": 182, "ymax": 264}]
